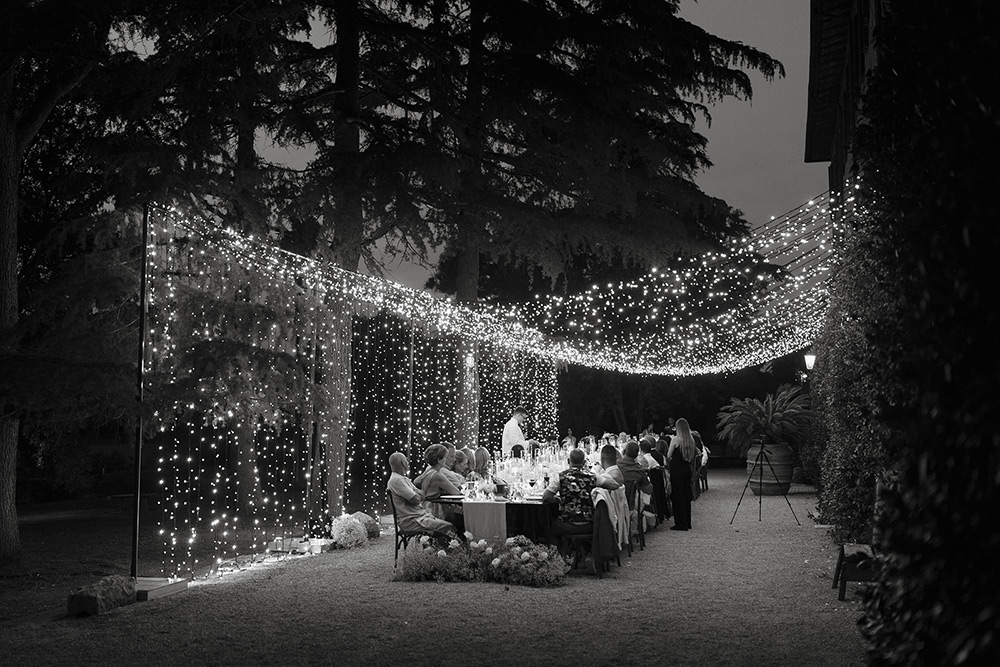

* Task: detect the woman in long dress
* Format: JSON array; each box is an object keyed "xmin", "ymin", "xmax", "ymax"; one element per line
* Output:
[{"xmin": 667, "ymin": 418, "xmax": 699, "ymax": 530}]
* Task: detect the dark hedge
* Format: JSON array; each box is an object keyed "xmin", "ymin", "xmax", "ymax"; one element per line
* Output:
[{"xmin": 814, "ymin": 2, "xmax": 999, "ymax": 664}]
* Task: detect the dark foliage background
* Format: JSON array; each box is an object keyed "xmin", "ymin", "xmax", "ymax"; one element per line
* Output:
[{"xmin": 814, "ymin": 1, "xmax": 999, "ymax": 663}]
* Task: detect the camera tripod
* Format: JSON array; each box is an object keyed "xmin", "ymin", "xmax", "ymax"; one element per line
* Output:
[{"xmin": 729, "ymin": 445, "xmax": 801, "ymax": 525}]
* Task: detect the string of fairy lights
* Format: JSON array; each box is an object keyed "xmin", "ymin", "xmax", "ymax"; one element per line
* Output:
[
  {"xmin": 153, "ymin": 192, "xmax": 838, "ymax": 376},
  {"xmin": 145, "ymin": 207, "xmax": 562, "ymax": 577},
  {"xmin": 504, "ymin": 191, "xmax": 839, "ymax": 374},
  {"xmin": 145, "ymin": 191, "xmax": 839, "ymax": 577}
]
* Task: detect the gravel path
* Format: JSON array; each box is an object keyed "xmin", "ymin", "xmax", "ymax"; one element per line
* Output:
[{"xmin": 0, "ymin": 469, "xmax": 867, "ymax": 666}]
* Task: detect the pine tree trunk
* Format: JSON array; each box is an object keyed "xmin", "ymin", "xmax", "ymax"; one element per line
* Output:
[
  {"xmin": 320, "ymin": 299, "xmax": 353, "ymax": 518},
  {"xmin": 321, "ymin": 0, "xmax": 364, "ymax": 517},
  {"xmin": 231, "ymin": 421, "xmax": 261, "ymax": 515},
  {"xmin": 0, "ymin": 417, "xmax": 19, "ymax": 569},
  {"xmin": 453, "ymin": 0, "xmax": 486, "ymax": 452},
  {"xmin": 454, "ymin": 224, "xmax": 481, "ymax": 450},
  {"xmin": 0, "ymin": 70, "xmax": 23, "ymax": 568},
  {"xmin": 305, "ymin": 314, "xmax": 325, "ymax": 526}
]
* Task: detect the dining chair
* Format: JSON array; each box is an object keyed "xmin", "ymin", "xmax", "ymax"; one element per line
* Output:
[
  {"xmin": 624, "ymin": 480, "xmax": 645, "ymax": 551},
  {"xmin": 387, "ymin": 491, "xmax": 433, "ymax": 568}
]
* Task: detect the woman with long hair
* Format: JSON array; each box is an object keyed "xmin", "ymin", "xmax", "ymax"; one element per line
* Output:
[
  {"xmin": 667, "ymin": 418, "xmax": 698, "ymax": 530},
  {"xmin": 472, "ymin": 445, "xmax": 492, "ymax": 479}
]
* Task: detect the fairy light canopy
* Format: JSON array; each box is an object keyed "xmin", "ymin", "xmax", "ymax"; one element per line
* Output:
[
  {"xmin": 140, "ymin": 192, "xmax": 840, "ymax": 577},
  {"xmin": 152, "ymin": 191, "xmax": 836, "ymax": 377}
]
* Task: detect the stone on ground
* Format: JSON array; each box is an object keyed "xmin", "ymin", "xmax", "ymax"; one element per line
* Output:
[{"xmin": 67, "ymin": 575, "xmax": 136, "ymax": 616}]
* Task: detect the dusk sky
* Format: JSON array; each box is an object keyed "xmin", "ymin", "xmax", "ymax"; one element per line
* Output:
[
  {"xmin": 680, "ymin": 0, "xmax": 829, "ymax": 226},
  {"xmin": 370, "ymin": 0, "xmax": 829, "ymax": 290}
]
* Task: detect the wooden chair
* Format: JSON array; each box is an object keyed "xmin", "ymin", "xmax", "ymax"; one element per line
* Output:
[
  {"xmin": 647, "ymin": 468, "xmax": 670, "ymax": 525},
  {"xmin": 832, "ymin": 543, "xmax": 876, "ymax": 600},
  {"xmin": 610, "ymin": 486, "xmax": 632, "ymax": 558},
  {"xmin": 387, "ymin": 491, "xmax": 433, "ymax": 568},
  {"xmin": 624, "ymin": 480, "xmax": 645, "ymax": 551},
  {"xmin": 561, "ymin": 533, "xmax": 595, "ymax": 574},
  {"xmin": 592, "ymin": 497, "xmax": 620, "ymax": 574},
  {"xmin": 831, "ymin": 472, "xmax": 893, "ymax": 600},
  {"xmin": 698, "ymin": 455, "xmax": 709, "ymax": 492},
  {"xmin": 562, "ymin": 498, "xmax": 618, "ymax": 578}
]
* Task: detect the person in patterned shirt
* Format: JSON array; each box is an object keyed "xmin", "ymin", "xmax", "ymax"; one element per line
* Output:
[{"xmin": 542, "ymin": 448, "xmax": 620, "ymax": 545}]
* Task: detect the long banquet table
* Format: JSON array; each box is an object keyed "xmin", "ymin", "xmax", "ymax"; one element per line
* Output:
[{"xmin": 433, "ymin": 497, "xmax": 559, "ymax": 543}]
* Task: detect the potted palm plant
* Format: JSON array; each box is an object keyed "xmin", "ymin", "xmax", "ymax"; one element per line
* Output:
[{"xmin": 716, "ymin": 384, "xmax": 814, "ymax": 495}]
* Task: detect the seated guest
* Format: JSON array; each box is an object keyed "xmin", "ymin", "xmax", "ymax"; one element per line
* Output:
[
  {"xmin": 420, "ymin": 444, "xmax": 463, "ymax": 501},
  {"xmin": 442, "ymin": 444, "xmax": 466, "ymax": 485},
  {"xmin": 596, "ymin": 445, "xmax": 630, "ymax": 547},
  {"xmin": 618, "ymin": 441, "xmax": 654, "ymax": 495},
  {"xmin": 460, "ymin": 445, "xmax": 477, "ymax": 471},
  {"xmin": 542, "ymin": 449, "xmax": 619, "ymax": 549},
  {"xmin": 386, "ymin": 452, "xmax": 457, "ymax": 539},
  {"xmin": 619, "ymin": 440, "xmax": 655, "ymax": 524},
  {"xmin": 653, "ymin": 438, "xmax": 670, "ymax": 467},
  {"xmin": 642, "ymin": 438, "xmax": 669, "ymax": 523},
  {"xmin": 418, "ymin": 444, "xmax": 465, "ymax": 532},
  {"xmin": 582, "ymin": 436, "xmax": 601, "ymax": 468},
  {"xmin": 472, "ymin": 445, "xmax": 492, "ymax": 478},
  {"xmin": 414, "ymin": 443, "xmax": 465, "ymax": 488},
  {"xmin": 598, "ymin": 444, "xmax": 624, "ymax": 485},
  {"xmin": 452, "ymin": 450, "xmax": 472, "ymax": 479},
  {"xmin": 639, "ymin": 437, "xmax": 661, "ymax": 468},
  {"xmin": 691, "ymin": 430, "xmax": 706, "ymax": 468}
]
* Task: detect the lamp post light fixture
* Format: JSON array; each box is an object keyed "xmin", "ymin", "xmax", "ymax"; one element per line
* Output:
[{"xmin": 804, "ymin": 353, "xmax": 816, "ymax": 371}]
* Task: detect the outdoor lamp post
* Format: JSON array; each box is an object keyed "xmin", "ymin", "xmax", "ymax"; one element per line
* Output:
[
  {"xmin": 804, "ymin": 353, "xmax": 816, "ymax": 371},
  {"xmin": 802, "ymin": 352, "xmax": 816, "ymax": 390}
]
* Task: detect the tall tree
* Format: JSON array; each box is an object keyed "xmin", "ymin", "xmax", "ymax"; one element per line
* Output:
[
  {"xmin": 385, "ymin": 0, "xmax": 782, "ymax": 447},
  {"xmin": 0, "ymin": 0, "xmax": 127, "ymax": 568}
]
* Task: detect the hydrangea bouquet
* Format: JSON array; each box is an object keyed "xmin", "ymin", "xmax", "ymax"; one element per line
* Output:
[{"xmin": 395, "ymin": 533, "xmax": 570, "ymax": 587}]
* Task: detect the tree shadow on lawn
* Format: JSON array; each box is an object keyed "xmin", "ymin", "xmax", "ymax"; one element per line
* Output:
[{"xmin": 1, "ymin": 500, "xmax": 295, "ymax": 625}]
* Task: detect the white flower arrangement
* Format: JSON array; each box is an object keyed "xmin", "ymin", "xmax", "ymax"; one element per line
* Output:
[{"xmin": 328, "ymin": 515, "xmax": 368, "ymax": 549}]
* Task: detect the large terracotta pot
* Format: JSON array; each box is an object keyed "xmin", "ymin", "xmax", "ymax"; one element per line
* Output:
[{"xmin": 746, "ymin": 443, "xmax": 795, "ymax": 496}]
